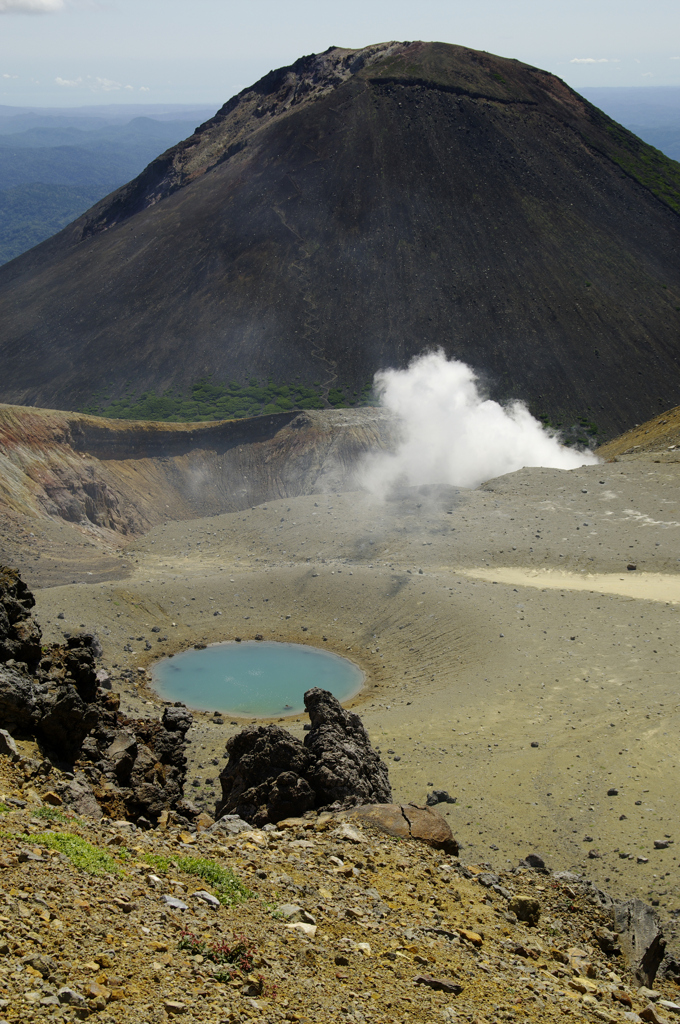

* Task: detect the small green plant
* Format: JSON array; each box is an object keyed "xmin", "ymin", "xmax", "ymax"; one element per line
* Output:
[
  {"xmin": 143, "ymin": 853, "xmax": 252, "ymax": 906},
  {"xmin": 178, "ymin": 931, "xmax": 256, "ymax": 975},
  {"xmin": 26, "ymin": 832, "xmax": 124, "ymax": 876},
  {"xmin": 0, "ymin": 803, "xmax": 10, "ymax": 814},
  {"xmin": 34, "ymin": 806, "xmax": 67, "ymax": 822}
]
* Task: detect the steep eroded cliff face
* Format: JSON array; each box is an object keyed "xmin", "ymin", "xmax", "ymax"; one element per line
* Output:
[{"xmin": 0, "ymin": 405, "xmax": 397, "ymax": 583}]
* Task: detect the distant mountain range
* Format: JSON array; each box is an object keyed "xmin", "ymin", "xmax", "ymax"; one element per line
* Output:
[
  {"xmin": 0, "ymin": 104, "xmax": 218, "ymax": 265},
  {"xmin": 0, "ymin": 45, "xmax": 678, "ymax": 439}
]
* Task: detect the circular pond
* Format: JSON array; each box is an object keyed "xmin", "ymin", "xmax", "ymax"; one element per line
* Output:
[{"xmin": 152, "ymin": 641, "xmax": 364, "ymax": 717}]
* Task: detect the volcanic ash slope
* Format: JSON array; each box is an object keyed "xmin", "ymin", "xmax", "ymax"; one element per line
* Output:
[{"xmin": 30, "ymin": 457, "xmax": 680, "ymax": 939}]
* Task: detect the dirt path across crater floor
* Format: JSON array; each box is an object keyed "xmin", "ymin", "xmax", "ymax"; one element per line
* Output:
[{"xmin": 18, "ymin": 457, "xmax": 680, "ymax": 951}]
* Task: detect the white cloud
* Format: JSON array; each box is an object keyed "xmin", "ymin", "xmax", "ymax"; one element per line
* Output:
[
  {"xmin": 671, "ymin": 57, "xmax": 680, "ymax": 60},
  {"xmin": 139, "ymin": 86, "xmax": 150, "ymax": 92},
  {"xmin": 642, "ymin": 72, "xmax": 653, "ymax": 77},
  {"xmin": 570, "ymin": 57, "xmax": 620, "ymax": 63},
  {"xmin": 95, "ymin": 76, "xmax": 122, "ymax": 91},
  {"xmin": 2, "ymin": 73, "xmax": 19, "ymax": 78},
  {"xmin": 55, "ymin": 74, "xmax": 138, "ymax": 93},
  {"xmin": 0, "ymin": 0, "xmax": 64, "ymax": 12}
]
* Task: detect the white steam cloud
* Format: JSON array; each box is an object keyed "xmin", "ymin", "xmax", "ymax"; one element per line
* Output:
[{"xmin": 360, "ymin": 350, "xmax": 599, "ymax": 494}]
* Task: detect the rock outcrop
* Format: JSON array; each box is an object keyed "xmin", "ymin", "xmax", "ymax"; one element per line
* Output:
[
  {"xmin": 0, "ymin": 566, "xmax": 193, "ymax": 825},
  {"xmin": 347, "ymin": 802, "xmax": 459, "ymax": 855},
  {"xmin": 215, "ymin": 688, "xmax": 392, "ymax": 826},
  {"xmin": 613, "ymin": 898, "xmax": 667, "ymax": 988}
]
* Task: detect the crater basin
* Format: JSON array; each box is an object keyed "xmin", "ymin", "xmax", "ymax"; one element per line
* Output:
[{"xmin": 152, "ymin": 641, "xmax": 364, "ymax": 717}]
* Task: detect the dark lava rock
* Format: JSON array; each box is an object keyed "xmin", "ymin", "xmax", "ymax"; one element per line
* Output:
[
  {"xmin": 426, "ymin": 789, "xmax": 456, "ymax": 806},
  {"xmin": 303, "ymin": 686, "xmax": 392, "ymax": 808},
  {"xmin": 215, "ymin": 688, "xmax": 392, "ymax": 825},
  {"xmin": 0, "ymin": 566, "xmax": 192, "ymax": 825},
  {"xmin": 215, "ymin": 724, "xmax": 316, "ymax": 827},
  {"xmin": 613, "ymin": 898, "xmax": 667, "ymax": 988}
]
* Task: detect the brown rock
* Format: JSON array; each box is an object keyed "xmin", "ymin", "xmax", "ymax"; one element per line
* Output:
[
  {"xmin": 639, "ymin": 1006, "xmax": 667, "ymax": 1024},
  {"xmin": 459, "ymin": 929, "xmax": 483, "ymax": 947},
  {"xmin": 41, "ymin": 791, "xmax": 63, "ymax": 806},
  {"xmin": 85, "ymin": 981, "xmax": 110, "ymax": 1002},
  {"xmin": 194, "ymin": 811, "xmax": 214, "ymax": 832},
  {"xmin": 348, "ymin": 803, "xmax": 459, "ymax": 854},
  {"xmin": 414, "ymin": 973, "xmax": 464, "ymax": 994},
  {"xmin": 508, "ymin": 896, "xmax": 541, "ymax": 927},
  {"xmin": 163, "ymin": 1001, "xmax": 187, "ymax": 1015}
]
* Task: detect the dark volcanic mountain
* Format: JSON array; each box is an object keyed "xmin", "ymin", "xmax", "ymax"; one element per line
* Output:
[{"xmin": 1, "ymin": 41, "xmax": 679, "ymax": 435}]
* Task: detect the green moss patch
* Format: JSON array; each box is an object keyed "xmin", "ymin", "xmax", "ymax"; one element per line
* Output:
[{"xmin": 143, "ymin": 853, "xmax": 253, "ymax": 906}]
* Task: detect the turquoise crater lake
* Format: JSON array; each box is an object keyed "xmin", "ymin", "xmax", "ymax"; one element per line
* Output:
[{"xmin": 152, "ymin": 641, "xmax": 364, "ymax": 717}]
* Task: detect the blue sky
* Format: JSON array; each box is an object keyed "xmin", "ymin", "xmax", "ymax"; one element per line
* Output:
[{"xmin": 1, "ymin": 0, "xmax": 679, "ymax": 108}]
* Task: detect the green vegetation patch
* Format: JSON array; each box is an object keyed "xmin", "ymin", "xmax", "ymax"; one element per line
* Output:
[
  {"xmin": 34, "ymin": 806, "xmax": 68, "ymax": 822},
  {"xmin": 586, "ymin": 109, "xmax": 680, "ymax": 214},
  {"xmin": 28, "ymin": 831, "xmax": 124, "ymax": 876},
  {"xmin": 178, "ymin": 931, "xmax": 256, "ymax": 975},
  {"xmin": 143, "ymin": 852, "xmax": 253, "ymax": 906},
  {"xmin": 83, "ymin": 377, "xmax": 375, "ymax": 422}
]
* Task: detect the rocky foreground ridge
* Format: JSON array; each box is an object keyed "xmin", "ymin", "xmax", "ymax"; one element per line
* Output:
[{"xmin": 0, "ymin": 568, "xmax": 679, "ymax": 1022}]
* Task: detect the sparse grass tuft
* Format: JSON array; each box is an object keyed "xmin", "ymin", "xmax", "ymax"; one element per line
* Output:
[
  {"xmin": 143, "ymin": 853, "xmax": 253, "ymax": 906},
  {"xmin": 29, "ymin": 831, "xmax": 124, "ymax": 875},
  {"xmin": 34, "ymin": 806, "xmax": 67, "ymax": 822}
]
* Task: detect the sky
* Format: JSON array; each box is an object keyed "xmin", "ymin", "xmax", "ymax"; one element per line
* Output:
[{"xmin": 1, "ymin": 0, "xmax": 680, "ymax": 108}]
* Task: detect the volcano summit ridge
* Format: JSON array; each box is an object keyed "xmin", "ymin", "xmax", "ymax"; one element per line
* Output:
[{"xmin": 0, "ymin": 42, "xmax": 679, "ymax": 434}]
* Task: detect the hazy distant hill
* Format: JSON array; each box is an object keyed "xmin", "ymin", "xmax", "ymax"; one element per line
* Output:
[
  {"xmin": 0, "ymin": 105, "xmax": 217, "ymax": 265},
  {"xmin": 0, "ymin": 43, "xmax": 679, "ymax": 437}
]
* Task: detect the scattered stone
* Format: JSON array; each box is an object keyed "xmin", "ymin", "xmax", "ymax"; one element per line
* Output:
[
  {"xmin": 161, "ymin": 895, "xmax": 188, "ymax": 911},
  {"xmin": 639, "ymin": 1006, "xmax": 668, "ymax": 1024},
  {"xmin": 192, "ymin": 890, "xmax": 220, "ymax": 908},
  {"xmin": 639, "ymin": 988, "xmax": 662, "ymax": 1002},
  {"xmin": 426, "ymin": 789, "xmax": 457, "ymax": 806},
  {"xmin": 658, "ymin": 1000, "xmax": 680, "ymax": 1014},
  {"xmin": 508, "ymin": 896, "xmax": 541, "ymax": 926},
  {"xmin": 654, "ymin": 840, "xmax": 670, "ymax": 850},
  {"xmin": 0, "ymin": 728, "xmax": 19, "ymax": 760},
  {"xmin": 414, "ymin": 974, "xmax": 464, "ymax": 994},
  {"xmin": 521, "ymin": 853, "xmax": 546, "ymax": 870},
  {"xmin": 349, "ymin": 802, "xmax": 459, "ymax": 854},
  {"xmin": 283, "ymin": 922, "xmax": 317, "ymax": 937},
  {"xmin": 608, "ymin": 788, "xmax": 619, "ymax": 796},
  {"xmin": 330, "ymin": 823, "xmax": 364, "ymax": 843},
  {"xmin": 163, "ymin": 1001, "xmax": 188, "ymax": 1015},
  {"xmin": 58, "ymin": 987, "xmax": 85, "ymax": 1005},
  {"xmin": 208, "ymin": 814, "xmax": 254, "ymax": 835}
]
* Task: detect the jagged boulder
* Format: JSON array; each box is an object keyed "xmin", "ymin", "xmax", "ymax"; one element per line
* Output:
[
  {"xmin": 0, "ymin": 566, "xmax": 42, "ymax": 666},
  {"xmin": 215, "ymin": 689, "xmax": 392, "ymax": 825},
  {"xmin": 0, "ymin": 566, "xmax": 193, "ymax": 825},
  {"xmin": 613, "ymin": 898, "xmax": 667, "ymax": 987},
  {"xmin": 215, "ymin": 725, "xmax": 316, "ymax": 826},
  {"xmin": 303, "ymin": 687, "xmax": 392, "ymax": 808}
]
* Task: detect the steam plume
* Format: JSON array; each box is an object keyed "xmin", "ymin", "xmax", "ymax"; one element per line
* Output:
[{"xmin": 360, "ymin": 350, "xmax": 599, "ymax": 493}]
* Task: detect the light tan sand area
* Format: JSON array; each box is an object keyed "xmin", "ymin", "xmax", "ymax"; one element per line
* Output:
[
  {"xmin": 21, "ymin": 457, "xmax": 678, "ymax": 951},
  {"xmin": 461, "ymin": 568, "xmax": 680, "ymax": 604}
]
